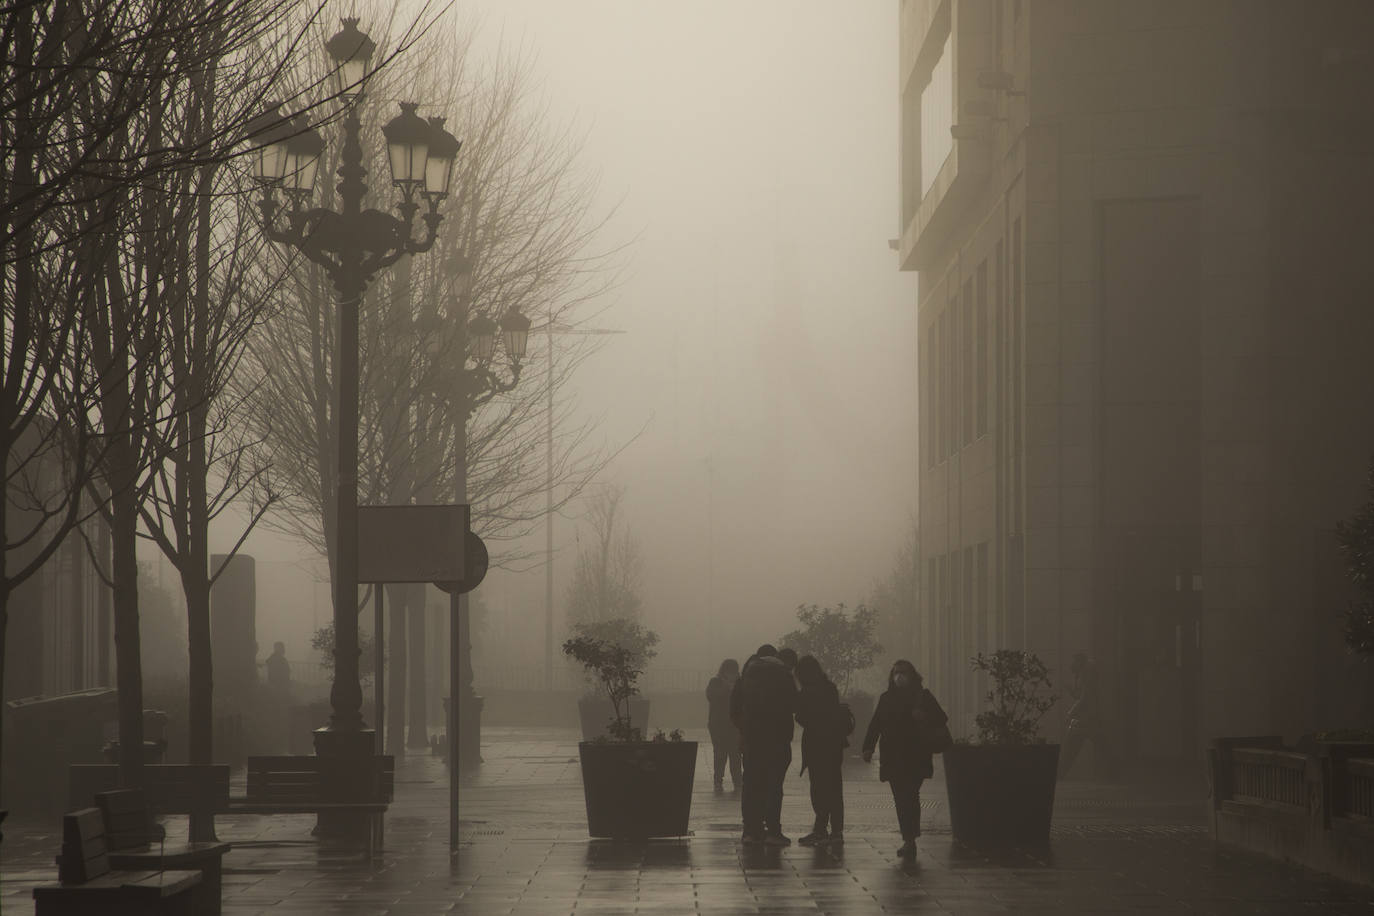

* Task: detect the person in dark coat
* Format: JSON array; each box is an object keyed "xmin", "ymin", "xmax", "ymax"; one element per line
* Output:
[
  {"xmin": 861, "ymin": 659, "xmax": 947, "ymax": 858},
  {"xmin": 1060, "ymin": 652, "xmax": 1112, "ymax": 779},
  {"xmin": 706, "ymin": 658, "xmax": 742, "ymax": 792},
  {"xmin": 730, "ymin": 644, "xmax": 798, "ymax": 846},
  {"xmin": 794, "ymin": 654, "xmax": 845, "ymax": 846}
]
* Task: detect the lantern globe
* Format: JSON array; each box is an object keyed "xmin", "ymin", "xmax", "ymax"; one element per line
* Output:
[
  {"xmin": 468, "ymin": 315, "xmax": 498, "ymax": 361},
  {"xmin": 325, "ymin": 18, "xmax": 375, "ymax": 99},
  {"xmin": 500, "ymin": 309, "xmax": 531, "ymax": 360},
  {"xmin": 383, "ymin": 102, "xmax": 430, "ymax": 188},
  {"xmin": 424, "ymin": 117, "xmax": 461, "ymax": 199},
  {"xmin": 284, "ymin": 118, "xmax": 325, "ymax": 196},
  {"xmin": 449, "ymin": 252, "xmax": 474, "ymax": 300},
  {"xmin": 243, "ymin": 104, "xmax": 292, "ymax": 184}
]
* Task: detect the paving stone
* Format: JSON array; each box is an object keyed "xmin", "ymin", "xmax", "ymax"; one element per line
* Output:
[{"xmin": 3, "ymin": 725, "xmax": 1373, "ymax": 913}]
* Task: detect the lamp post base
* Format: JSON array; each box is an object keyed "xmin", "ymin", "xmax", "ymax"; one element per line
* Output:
[
  {"xmin": 442, "ymin": 695, "xmax": 484, "ymax": 771},
  {"xmin": 312, "ymin": 726, "xmax": 379, "ymax": 846}
]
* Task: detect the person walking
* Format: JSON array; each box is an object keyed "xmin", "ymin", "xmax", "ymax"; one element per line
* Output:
[
  {"xmin": 1060, "ymin": 652, "xmax": 1112, "ymax": 779},
  {"xmin": 706, "ymin": 658, "xmax": 742, "ymax": 792},
  {"xmin": 861, "ymin": 659, "xmax": 947, "ymax": 858},
  {"xmin": 730, "ymin": 644, "xmax": 798, "ymax": 846},
  {"xmin": 794, "ymin": 655, "xmax": 846, "ymax": 846}
]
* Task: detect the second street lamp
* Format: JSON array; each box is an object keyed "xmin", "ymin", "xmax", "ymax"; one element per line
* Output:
[
  {"xmin": 422, "ymin": 254, "xmax": 528, "ymax": 834},
  {"xmin": 246, "ymin": 19, "xmax": 458, "ymax": 839}
]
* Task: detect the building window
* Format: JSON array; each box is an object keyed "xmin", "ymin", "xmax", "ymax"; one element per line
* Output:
[
  {"xmin": 962, "ymin": 278, "xmax": 974, "ymax": 447},
  {"xmin": 976, "ymin": 261, "xmax": 988, "ymax": 438},
  {"xmin": 924, "ymin": 331, "xmax": 934, "ymax": 469},
  {"xmin": 920, "ymin": 32, "xmax": 954, "ymax": 197},
  {"xmin": 977, "ymin": 542, "xmax": 990, "ymax": 651},
  {"xmin": 1012, "ymin": 217, "xmax": 1023, "ymax": 534},
  {"xmin": 939, "ymin": 310, "xmax": 949, "ymax": 460}
]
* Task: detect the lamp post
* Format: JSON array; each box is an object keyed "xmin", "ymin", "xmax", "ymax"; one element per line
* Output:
[
  {"xmin": 246, "ymin": 19, "xmax": 459, "ymax": 773},
  {"xmin": 428, "ymin": 256, "xmax": 530, "ymax": 769},
  {"xmin": 424, "ymin": 258, "xmax": 528, "ymax": 846}
]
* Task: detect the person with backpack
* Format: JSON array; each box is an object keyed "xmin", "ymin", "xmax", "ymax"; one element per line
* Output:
[
  {"xmin": 861, "ymin": 659, "xmax": 949, "ymax": 858},
  {"xmin": 794, "ymin": 654, "xmax": 847, "ymax": 846}
]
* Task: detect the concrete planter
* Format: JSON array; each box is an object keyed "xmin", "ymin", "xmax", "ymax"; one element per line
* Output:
[
  {"xmin": 944, "ymin": 743, "xmax": 1060, "ymax": 848},
  {"xmin": 578, "ymin": 740, "xmax": 697, "ymax": 838}
]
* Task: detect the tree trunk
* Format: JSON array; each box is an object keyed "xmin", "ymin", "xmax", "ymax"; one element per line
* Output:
[
  {"xmin": 183, "ymin": 571, "xmax": 215, "ymax": 840},
  {"xmin": 406, "ymin": 584, "xmax": 429, "ymax": 748},
  {"xmin": 386, "ymin": 582, "xmax": 406, "ymax": 755},
  {"xmin": 111, "ymin": 482, "xmax": 145, "ymax": 790},
  {"xmin": 0, "ymin": 575, "xmax": 9, "ymax": 808}
]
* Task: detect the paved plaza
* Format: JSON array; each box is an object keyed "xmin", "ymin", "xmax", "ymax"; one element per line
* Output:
[{"xmin": 3, "ymin": 725, "xmax": 1373, "ymax": 914}]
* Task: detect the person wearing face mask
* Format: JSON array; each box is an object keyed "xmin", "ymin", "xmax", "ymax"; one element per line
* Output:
[{"xmin": 861, "ymin": 659, "xmax": 948, "ymax": 858}]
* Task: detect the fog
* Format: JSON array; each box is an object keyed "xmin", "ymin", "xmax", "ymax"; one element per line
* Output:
[{"xmin": 214, "ymin": 2, "xmax": 917, "ymax": 677}]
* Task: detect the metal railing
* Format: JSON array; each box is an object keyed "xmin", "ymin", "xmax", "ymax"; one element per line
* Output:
[
  {"xmin": 1230, "ymin": 747, "xmax": 1307, "ymax": 808},
  {"xmin": 1342, "ymin": 757, "xmax": 1374, "ymax": 820},
  {"xmin": 291, "ymin": 661, "xmax": 711, "ymax": 694},
  {"xmin": 472, "ymin": 665, "xmax": 708, "ymax": 694}
]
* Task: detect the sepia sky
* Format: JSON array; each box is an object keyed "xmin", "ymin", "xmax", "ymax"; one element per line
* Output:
[
  {"xmin": 460, "ymin": 1, "xmax": 918, "ymax": 669},
  {"xmin": 216, "ymin": 1, "xmax": 918, "ymax": 673}
]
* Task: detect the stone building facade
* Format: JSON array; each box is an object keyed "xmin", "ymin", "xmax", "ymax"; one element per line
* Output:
[{"xmin": 898, "ymin": 0, "xmax": 1374, "ymax": 766}]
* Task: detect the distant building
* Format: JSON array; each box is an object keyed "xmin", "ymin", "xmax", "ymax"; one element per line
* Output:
[
  {"xmin": 3, "ymin": 420, "xmax": 112, "ymax": 701},
  {"xmin": 898, "ymin": 0, "xmax": 1374, "ymax": 766}
]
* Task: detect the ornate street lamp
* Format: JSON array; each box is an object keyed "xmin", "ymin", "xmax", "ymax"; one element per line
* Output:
[
  {"xmin": 245, "ymin": 19, "xmax": 458, "ymax": 767},
  {"xmin": 422, "ymin": 251, "xmax": 528, "ymax": 817}
]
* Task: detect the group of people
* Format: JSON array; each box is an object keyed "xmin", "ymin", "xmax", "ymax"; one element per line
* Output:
[{"xmin": 705, "ymin": 646, "xmax": 948, "ymax": 858}]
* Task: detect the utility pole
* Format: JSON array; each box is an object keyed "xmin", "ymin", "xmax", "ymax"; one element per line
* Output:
[{"xmin": 544, "ymin": 323, "xmax": 625, "ymax": 693}]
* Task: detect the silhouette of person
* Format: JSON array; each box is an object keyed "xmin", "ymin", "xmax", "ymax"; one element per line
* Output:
[
  {"xmin": 795, "ymin": 654, "xmax": 845, "ymax": 846},
  {"xmin": 706, "ymin": 658, "xmax": 742, "ymax": 792},
  {"xmin": 862, "ymin": 659, "xmax": 947, "ymax": 858},
  {"xmin": 730, "ymin": 644, "xmax": 798, "ymax": 846},
  {"xmin": 1060, "ymin": 652, "xmax": 1112, "ymax": 779},
  {"xmin": 265, "ymin": 641, "xmax": 291, "ymax": 696}
]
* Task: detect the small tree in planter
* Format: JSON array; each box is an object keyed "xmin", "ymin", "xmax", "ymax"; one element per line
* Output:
[
  {"xmin": 781, "ymin": 602, "xmax": 882, "ymax": 737},
  {"xmin": 562, "ymin": 634, "xmax": 695, "ymax": 838},
  {"xmin": 563, "ymin": 635, "xmax": 645, "ymax": 741},
  {"xmin": 1323, "ymin": 462, "xmax": 1374, "ymax": 746},
  {"xmin": 944, "ymin": 649, "xmax": 1060, "ymax": 848},
  {"xmin": 570, "ymin": 618, "xmax": 658, "ymax": 738}
]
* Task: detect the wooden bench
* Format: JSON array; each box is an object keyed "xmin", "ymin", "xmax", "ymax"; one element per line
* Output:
[
  {"xmin": 34, "ymin": 808, "xmax": 201, "ymax": 916},
  {"xmin": 69, "ymin": 764, "xmax": 230, "ymax": 815},
  {"xmin": 226, "ymin": 755, "xmax": 394, "ymax": 851},
  {"xmin": 92, "ymin": 789, "xmax": 230, "ymax": 916}
]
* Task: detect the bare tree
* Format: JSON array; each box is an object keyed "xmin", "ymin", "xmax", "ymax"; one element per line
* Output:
[
  {"xmin": 240, "ymin": 4, "xmax": 626, "ymax": 749},
  {"xmin": 1, "ymin": 0, "xmax": 262, "ymax": 796},
  {"xmin": 565, "ymin": 484, "xmax": 645, "ymax": 628}
]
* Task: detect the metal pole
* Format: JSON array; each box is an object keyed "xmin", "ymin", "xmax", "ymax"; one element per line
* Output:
[
  {"xmin": 449, "ymin": 316, "xmax": 470, "ymax": 849},
  {"xmin": 544, "ymin": 318, "xmax": 554, "ymax": 693},
  {"xmin": 330, "ymin": 266, "xmax": 364, "ymax": 732},
  {"xmin": 374, "ymin": 585, "xmax": 384, "ymax": 754},
  {"xmin": 324, "ymin": 102, "xmax": 368, "ymax": 736}
]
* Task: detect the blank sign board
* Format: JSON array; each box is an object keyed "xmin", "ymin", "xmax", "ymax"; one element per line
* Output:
[{"xmin": 357, "ymin": 504, "xmax": 468, "ymax": 583}]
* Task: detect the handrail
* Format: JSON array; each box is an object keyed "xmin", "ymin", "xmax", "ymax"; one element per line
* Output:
[
  {"xmin": 1230, "ymin": 747, "xmax": 1307, "ymax": 808},
  {"xmin": 1341, "ymin": 757, "xmax": 1374, "ymax": 819}
]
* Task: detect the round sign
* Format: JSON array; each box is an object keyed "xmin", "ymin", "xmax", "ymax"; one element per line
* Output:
[{"xmin": 436, "ymin": 531, "xmax": 488, "ymax": 594}]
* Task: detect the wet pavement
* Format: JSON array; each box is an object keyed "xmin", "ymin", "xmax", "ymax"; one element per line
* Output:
[{"xmin": 3, "ymin": 725, "xmax": 1373, "ymax": 914}]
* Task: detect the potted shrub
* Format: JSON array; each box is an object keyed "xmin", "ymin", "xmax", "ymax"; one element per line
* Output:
[
  {"xmin": 570, "ymin": 618, "xmax": 656, "ymax": 739},
  {"xmin": 564, "ymin": 634, "xmax": 696, "ymax": 839},
  {"xmin": 780, "ymin": 602, "xmax": 882, "ymax": 752},
  {"xmin": 943, "ymin": 649, "xmax": 1060, "ymax": 848}
]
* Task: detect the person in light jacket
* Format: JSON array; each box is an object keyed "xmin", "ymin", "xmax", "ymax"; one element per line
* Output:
[{"xmin": 861, "ymin": 659, "xmax": 947, "ymax": 858}]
